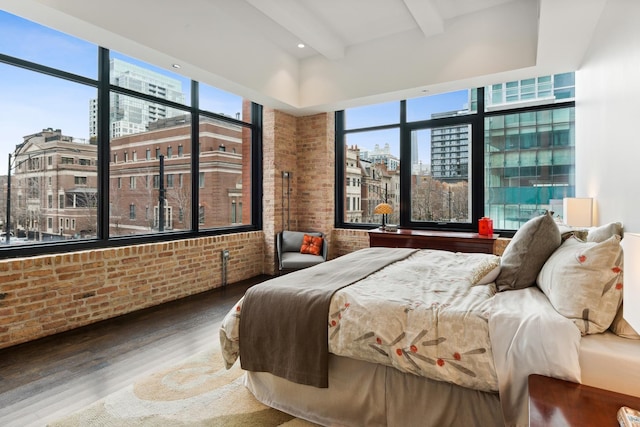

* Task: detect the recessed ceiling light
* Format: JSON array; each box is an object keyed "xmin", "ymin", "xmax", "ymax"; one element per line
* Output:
[
  {"xmin": 297, "ymin": 43, "xmax": 305, "ymax": 49},
  {"xmin": 172, "ymin": 63, "xmax": 181, "ymax": 69}
]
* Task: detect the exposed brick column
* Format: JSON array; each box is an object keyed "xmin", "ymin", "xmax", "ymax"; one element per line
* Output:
[
  {"xmin": 262, "ymin": 108, "xmax": 298, "ymax": 274},
  {"xmin": 296, "ymin": 113, "xmax": 335, "ymax": 257}
]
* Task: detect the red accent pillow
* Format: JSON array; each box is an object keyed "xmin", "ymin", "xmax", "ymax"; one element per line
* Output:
[{"xmin": 300, "ymin": 234, "xmax": 323, "ymax": 256}]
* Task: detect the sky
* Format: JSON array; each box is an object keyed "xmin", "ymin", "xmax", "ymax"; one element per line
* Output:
[{"xmin": 0, "ymin": 10, "xmax": 243, "ymax": 175}]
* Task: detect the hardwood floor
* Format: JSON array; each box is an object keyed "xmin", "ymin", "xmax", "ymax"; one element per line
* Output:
[{"xmin": 0, "ymin": 275, "xmax": 268, "ymax": 427}]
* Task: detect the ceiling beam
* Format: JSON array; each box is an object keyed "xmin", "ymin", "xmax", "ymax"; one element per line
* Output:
[
  {"xmin": 402, "ymin": 0, "xmax": 444, "ymax": 38},
  {"xmin": 245, "ymin": 0, "xmax": 346, "ymax": 60}
]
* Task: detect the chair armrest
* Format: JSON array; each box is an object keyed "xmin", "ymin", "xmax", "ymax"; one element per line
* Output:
[
  {"xmin": 321, "ymin": 234, "xmax": 328, "ymax": 261},
  {"xmin": 276, "ymin": 232, "xmax": 284, "ymax": 270}
]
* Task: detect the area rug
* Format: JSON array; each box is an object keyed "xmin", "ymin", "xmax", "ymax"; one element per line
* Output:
[{"xmin": 48, "ymin": 345, "xmax": 318, "ymax": 427}]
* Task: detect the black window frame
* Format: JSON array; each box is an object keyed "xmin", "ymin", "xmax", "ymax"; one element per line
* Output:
[
  {"xmin": 335, "ymin": 88, "xmax": 574, "ymax": 236},
  {"xmin": 0, "ymin": 44, "xmax": 262, "ymax": 259}
]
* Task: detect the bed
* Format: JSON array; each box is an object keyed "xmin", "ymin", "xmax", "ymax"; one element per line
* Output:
[{"xmin": 219, "ymin": 215, "xmax": 639, "ymax": 427}]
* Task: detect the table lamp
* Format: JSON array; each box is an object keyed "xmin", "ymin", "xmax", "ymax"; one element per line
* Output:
[
  {"xmin": 563, "ymin": 197, "xmax": 593, "ymax": 227},
  {"xmin": 374, "ymin": 203, "xmax": 393, "ymax": 230}
]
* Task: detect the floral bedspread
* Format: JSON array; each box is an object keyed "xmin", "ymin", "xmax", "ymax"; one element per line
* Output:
[{"xmin": 220, "ymin": 249, "xmax": 501, "ymax": 392}]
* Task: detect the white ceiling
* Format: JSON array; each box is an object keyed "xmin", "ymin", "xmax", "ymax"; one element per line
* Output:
[{"xmin": 0, "ymin": 0, "xmax": 606, "ymax": 115}]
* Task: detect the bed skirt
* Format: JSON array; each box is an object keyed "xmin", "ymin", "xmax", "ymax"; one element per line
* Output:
[{"xmin": 245, "ymin": 354, "xmax": 503, "ymax": 427}]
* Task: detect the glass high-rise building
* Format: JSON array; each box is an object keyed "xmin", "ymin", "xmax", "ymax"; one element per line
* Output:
[
  {"xmin": 89, "ymin": 58, "xmax": 187, "ymax": 138},
  {"xmin": 484, "ymin": 73, "xmax": 575, "ymax": 229}
]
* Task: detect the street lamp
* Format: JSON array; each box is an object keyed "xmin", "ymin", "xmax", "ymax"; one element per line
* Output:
[
  {"xmin": 5, "ymin": 153, "xmax": 11, "ymax": 244},
  {"xmin": 158, "ymin": 154, "xmax": 165, "ymax": 232}
]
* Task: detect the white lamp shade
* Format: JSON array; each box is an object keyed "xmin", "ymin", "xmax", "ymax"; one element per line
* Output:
[
  {"xmin": 623, "ymin": 233, "xmax": 640, "ymax": 332},
  {"xmin": 563, "ymin": 197, "xmax": 593, "ymax": 227}
]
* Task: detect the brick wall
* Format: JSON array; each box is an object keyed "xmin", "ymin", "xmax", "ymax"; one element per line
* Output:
[
  {"xmin": 0, "ymin": 232, "xmax": 263, "ymax": 349},
  {"xmin": 262, "ymin": 109, "xmax": 299, "ymax": 275},
  {"xmin": 296, "ymin": 113, "xmax": 335, "ymax": 256},
  {"xmin": 331, "ymin": 228, "xmax": 370, "ymax": 257}
]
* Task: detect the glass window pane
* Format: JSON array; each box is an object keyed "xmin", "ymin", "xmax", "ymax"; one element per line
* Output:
[
  {"xmin": 199, "ymin": 83, "xmax": 249, "ymax": 122},
  {"xmin": 484, "ymin": 107, "xmax": 575, "ymax": 230},
  {"xmin": 407, "ymin": 89, "xmax": 476, "ymax": 122},
  {"xmin": 0, "ymin": 11, "xmax": 97, "ymax": 78},
  {"xmin": 411, "ymin": 126, "xmax": 471, "ymax": 223},
  {"xmin": 198, "ymin": 114, "xmax": 251, "ymax": 229},
  {"xmin": 109, "ymin": 52, "xmax": 190, "ymax": 106},
  {"xmin": 345, "ymin": 101, "xmax": 399, "ymax": 129},
  {"xmin": 343, "ymin": 129, "xmax": 399, "ymax": 224},
  {"xmin": 109, "ymin": 94, "xmax": 192, "ymax": 236},
  {"xmin": 1, "ymin": 65, "xmax": 97, "ymax": 245}
]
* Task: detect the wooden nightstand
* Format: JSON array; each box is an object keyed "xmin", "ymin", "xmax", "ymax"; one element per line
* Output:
[{"xmin": 529, "ymin": 374, "xmax": 640, "ymax": 426}]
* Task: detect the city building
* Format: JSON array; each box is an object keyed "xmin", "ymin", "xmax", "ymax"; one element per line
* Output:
[
  {"xmin": 8, "ymin": 128, "xmax": 98, "ymax": 240},
  {"xmin": 345, "ymin": 146, "xmax": 362, "ymax": 223},
  {"xmin": 359, "ymin": 143, "xmax": 400, "ymax": 171},
  {"xmin": 484, "ymin": 73, "xmax": 576, "ymax": 229},
  {"xmin": 109, "ymin": 114, "xmax": 248, "ymax": 235},
  {"xmin": 89, "ymin": 58, "xmax": 187, "ymax": 139},
  {"xmin": 431, "ymin": 120, "xmax": 470, "ymax": 183}
]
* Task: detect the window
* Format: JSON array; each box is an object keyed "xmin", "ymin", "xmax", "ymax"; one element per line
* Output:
[
  {"xmin": 198, "ymin": 115, "xmax": 251, "ymax": 228},
  {"xmin": 153, "ymin": 206, "xmax": 173, "ymax": 230},
  {"xmin": 1, "ymin": 10, "xmax": 260, "ymax": 257},
  {"xmin": 336, "ymin": 73, "xmax": 575, "ymax": 233},
  {"xmin": 231, "ymin": 201, "xmax": 237, "ymax": 223},
  {"xmin": 129, "ymin": 204, "xmax": 136, "ymax": 220}
]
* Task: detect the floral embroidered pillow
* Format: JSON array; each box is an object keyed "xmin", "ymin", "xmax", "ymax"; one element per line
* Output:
[
  {"xmin": 537, "ymin": 235, "xmax": 623, "ymax": 335},
  {"xmin": 300, "ymin": 234, "xmax": 323, "ymax": 256}
]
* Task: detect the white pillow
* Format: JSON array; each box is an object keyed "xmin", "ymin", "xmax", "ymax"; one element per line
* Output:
[
  {"xmin": 537, "ymin": 235, "xmax": 623, "ymax": 335},
  {"xmin": 586, "ymin": 222, "xmax": 623, "ymax": 243}
]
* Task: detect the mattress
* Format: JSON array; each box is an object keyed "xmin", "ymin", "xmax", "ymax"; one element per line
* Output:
[{"xmin": 579, "ymin": 331, "xmax": 640, "ymax": 397}]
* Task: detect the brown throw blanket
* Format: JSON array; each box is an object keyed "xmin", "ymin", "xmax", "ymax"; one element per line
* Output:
[{"xmin": 239, "ymin": 247, "xmax": 418, "ymax": 387}]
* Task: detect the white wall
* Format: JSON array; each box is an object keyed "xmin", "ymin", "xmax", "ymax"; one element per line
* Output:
[{"xmin": 576, "ymin": 0, "xmax": 640, "ymax": 232}]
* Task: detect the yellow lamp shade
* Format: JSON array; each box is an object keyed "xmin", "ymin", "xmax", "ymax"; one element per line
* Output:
[{"xmin": 374, "ymin": 203, "xmax": 393, "ymax": 215}]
